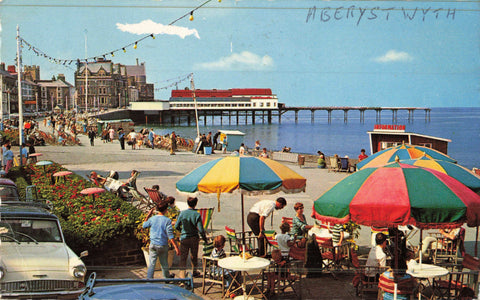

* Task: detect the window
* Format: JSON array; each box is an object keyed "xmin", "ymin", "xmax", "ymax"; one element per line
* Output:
[{"xmin": 418, "ymin": 143, "xmax": 432, "ymax": 148}]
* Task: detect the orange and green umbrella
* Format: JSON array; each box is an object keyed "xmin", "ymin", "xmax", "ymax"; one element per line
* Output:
[
  {"xmin": 176, "ymin": 156, "xmax": 306, "ymax": 236},
  {"xmin": 356, "ymin": 144, "xmax": 456, "ymax": 170},
  {"xmin": 313, "ymin": 162, "xmax": 480, "ymax": 229},
  {"xmin": 401, "ymin": 157, "xmax": 480, "ymax": 193}
]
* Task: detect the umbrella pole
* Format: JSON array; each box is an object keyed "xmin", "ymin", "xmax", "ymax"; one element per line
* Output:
[
  {"xmin": 241, "ymin": 193, "xmax": 246, "ymax": 245},
  {"xmin": 476, "ymin": 227, "xmax": 479, "ymax": 257},
  {"xmin": 419, "ymin": 229, "xmax": 423, "ymax": 267}
]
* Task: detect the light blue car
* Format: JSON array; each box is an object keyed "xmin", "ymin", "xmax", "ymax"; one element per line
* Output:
[{"xmin": 79, "ymin": 272, "xmax": 203, "ymax": 300}]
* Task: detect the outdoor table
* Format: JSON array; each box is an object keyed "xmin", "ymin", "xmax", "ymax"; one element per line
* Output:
[
  {"xmin": 407, "ymin": 263, "xmax": 449, "ymax": 300},
  {"xmin": 218, "ymin": 256, "xmax": 270, "ymax": 299}
]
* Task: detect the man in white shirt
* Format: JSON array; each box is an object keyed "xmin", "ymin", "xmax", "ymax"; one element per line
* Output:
[
  {"xmin": 247, "ymin": 198, "xmax": 287, "ymax": 256},
  {"xmin": 366, "ymin": 232, "xmax": 388, "ymax": 277}
]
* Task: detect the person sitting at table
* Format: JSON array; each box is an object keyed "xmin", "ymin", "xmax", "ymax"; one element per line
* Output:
[
  {"xmin": 291, "ymin": 202, "xmax": 313, "ymax": 237},
  {"xmin": 366, "ymin": 232, "xmax": 388, "ymax": 277},
  {"xmin": 276, "ymin": 222, "xmax": 295, "ymax": 257},
  {"xmin": 420, "ymin": 227, "xmax": 462, "ymax": 260},
  {"xmin": 379, "ymin": 253, "xmax": 417, "ymax": 300},
  {"xmin": 210, "ymin": 235, "xmax": 237, "ymax": 298}
]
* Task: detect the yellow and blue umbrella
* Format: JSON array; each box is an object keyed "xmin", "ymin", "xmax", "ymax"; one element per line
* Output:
[
  {"xmin": 401, "ymin": 157, "xmax": 480, "ymax": 193},
  {"xmin": 357, "ymin": 144, "xmax": 456, "ymax": 170},
  {"xmin": 176, "ymin": 156, "xmax": 306, "ymax": 236}
]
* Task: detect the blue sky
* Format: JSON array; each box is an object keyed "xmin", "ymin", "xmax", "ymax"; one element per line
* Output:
[{"xmin": 1, "ymin": 0, "xmax": 478, "ymax": 107}]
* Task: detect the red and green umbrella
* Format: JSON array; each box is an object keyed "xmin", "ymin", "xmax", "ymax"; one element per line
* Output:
[
  {"xmin": 312, "ymin": 162, "xmax": 480, "ymax": 229},
  {"xmin": 176, "ymin": 156, "xmax": 306, "ymax": 236},
  {"xmin": 356, "ymin": 144, "xmax": 456, "ymax": 170},
  {"xmin": 401, "ymin": 157, "xmax": 480, "ymax": 193}
]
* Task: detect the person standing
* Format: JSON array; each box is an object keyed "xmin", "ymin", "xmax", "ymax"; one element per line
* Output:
[
  {"xmin": 3, "ymin": 145, "xmax": 14, "ymax": 173},
  {"xmin": 148, "ymin": 128, "xmax": 155, "ymax": 149},
  {"xmin": 175, "ymin": 197, "xmax": 208, "ymax": 278},
  {"xmin": 88, "ymin": 127, "xmax": 96, "ymax": 146},
  {"xmin": 142, "ymin": 202, "xmax": 180, "ymax": 279},
  {"xmin": 118, "ymin": 128, "xmax": 125, "ymax": 150},
  {"xmin": 247, "ymin": 197, "xmax": 287, "ymax": 257},
  {"xmin": 20, "ymin": 146, "xmax": 28, "ymax": 165},
  {"xmin": 213, "ymin": 131, "xmax": 220, "ymax": 151},
  {"xmin": 239, "ymin": 143, "xmax": 245, "ymax": 156},
  {"xmin": 222, "ymin": 134, "xmax": 228, "ymax": 154},
  {"xmin": 170, "ymin": 131, "xmax": 176, "ymax": 155},
  {"xmin": 108, "ymin": 127, "xmax": 115, "ymax": 143}
]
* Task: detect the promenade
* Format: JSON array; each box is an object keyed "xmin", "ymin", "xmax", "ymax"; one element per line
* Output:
[{"xmin": 29, "ymin": 126, "xmax": 479, "ymax": 299}]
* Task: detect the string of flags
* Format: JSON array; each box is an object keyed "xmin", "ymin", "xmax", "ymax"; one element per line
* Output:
[
  {"xmin": 155, "ymin": 73, "xmax": 193, "ymax": 91},
  {"xmin": 18, "ymin": 0, "xmax": 220, "ymax": 66}
]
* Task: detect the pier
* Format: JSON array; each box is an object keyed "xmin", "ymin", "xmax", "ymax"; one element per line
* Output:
[
  {"xmin": 281, "ymin": 106, "xmax": 431, "ymax": 124},
  {"xmin": 101, "ymin": 106, "xmax": 432, "ymax": 125}
]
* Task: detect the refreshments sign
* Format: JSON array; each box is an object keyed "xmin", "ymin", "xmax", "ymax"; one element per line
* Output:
[{"xmin": 373, "ymin": 124, "xmax": 406, "ymax": 132}]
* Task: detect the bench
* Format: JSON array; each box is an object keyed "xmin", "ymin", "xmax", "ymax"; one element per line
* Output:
[{"xmin": 272, "ymin": 152, "xmax": 299, "ymax": 163}]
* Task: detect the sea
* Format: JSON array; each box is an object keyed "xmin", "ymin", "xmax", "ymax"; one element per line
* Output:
[{"xmin": 141, "ymin": 107, "xmax": 480, "ymax": 170}]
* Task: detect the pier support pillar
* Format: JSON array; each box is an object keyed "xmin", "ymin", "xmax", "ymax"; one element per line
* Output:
[
  {"xmin": 392, "ymin": 109, "xmax": 398, "ymax": 123},
  {"xmin": 343, "ymin": 109, "xmax": 348, "ymax": 123},
  {"xmin": 408, "ymin": 109, "xmax": 414, "ymax": 123},
  {"xmin": 236, "ymin": 111, "xmax": 239, "ymax": 125},
  {"xmin": 252, "ymin": 110, "xmax": 255, "ymax": 125},
  {"xmin": 295, "ymin": 110, "xmax": 298, "ymax": 124},
  {"xmin": 203, "ymin": 111, "xmax": 207, "ymax": 127},
  {"xmin": 245, "ymin": 111, "xmax": 248, "ymax": 125},
  {"xmin": 327, "ymin": 110, "xmax": 332, "ymax": 124},
  {"xmin": 375, "ymin": 109, "xmax": 382, "ymax": 123},
  {"xmin": 268, "ymin": 110, "xmax": 272, "ymax": 124},
  {"xmin": 229, "ymin": 111, "xmax": 231, "ymax": 125},
  {"xmin": 359, "ymin": 109, "xmax": 365, "ymax": 123},
  {"xmin": 187, "ymin": 114, "xmax": 191, "ymax": 126},
  {"xmin": 311, "ymin": 110, "xmax": 315, "ymax": 123},
  {"xmin": 425, "ymin": 109, "xmax": 430, "ymax": 122}
]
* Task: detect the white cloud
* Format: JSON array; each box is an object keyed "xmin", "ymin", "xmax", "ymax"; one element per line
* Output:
[
  {"xmin": 116, "ymin": 19, "xmax": 200, "ymax": 39},
  {"xmin": 195, "ymin": 51, "xmax": 274, "ymax": 71},
  {"xmin": 374, "ymin": 50, "xmax": 413, "ymax": 63}
]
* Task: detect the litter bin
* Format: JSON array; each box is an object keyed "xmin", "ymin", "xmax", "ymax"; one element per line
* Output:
[
  {"xmin": 298, "ymin": 155, "xmax": 305, "ymax": 168},
  {"xmin": 204, "ymin": 146, "xmax": 212, "ymax": 155}
]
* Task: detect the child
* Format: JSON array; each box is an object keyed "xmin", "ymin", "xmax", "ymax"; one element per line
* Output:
[
  {"xmin": 276, "ymin": 222, "xmax": 295, "ymax": 257},
  {"xmin": 211, "ymin": 235, "xmax": 236, "ymax": 297}
]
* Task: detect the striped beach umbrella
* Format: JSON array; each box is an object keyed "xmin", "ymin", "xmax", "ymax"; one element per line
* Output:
[
  {"xmin": 401, "ymin": 157, "xmax": 480, "ymax": 193},
  {"xmin": 176, "ymin": 156, "xmax": 306, "ymax": 235},
  {"xmin": 313, "ymin": 162, "xmax": 480, "ymax": 229},
  {"xmin": 356, "ymin": 144, "xmax": 456, "ymax": 170}
]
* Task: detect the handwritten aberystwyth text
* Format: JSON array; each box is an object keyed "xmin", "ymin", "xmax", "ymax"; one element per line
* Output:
[{"xmin": 305, "ymin": 6, "xmax": 456, "ymax": 25}]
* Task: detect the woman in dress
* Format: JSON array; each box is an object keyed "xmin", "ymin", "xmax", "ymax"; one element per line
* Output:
[{"xmin": 291, "ymin": 202, "xmax": 313, "ymax": 238}]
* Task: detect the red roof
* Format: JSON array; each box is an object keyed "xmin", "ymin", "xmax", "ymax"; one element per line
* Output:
[{"xmin": 171, "ymin": 88, "xmax": 272, "ymax": 98}]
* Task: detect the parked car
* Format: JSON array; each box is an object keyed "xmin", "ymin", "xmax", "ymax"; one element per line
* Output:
[
  {"xmin": 79, "ymin": 272, "xmax": 202, "ymax": 300},
  {"xmin": 0, "ymin": 203, "xmax": 87, "ymax": 298},
  {"xmin": 0, "ymin": 179, "xmax": 20, "ymax": 201},
  {"xmin": 0, "ymin": 178, "xmax": 51, "ymax": 209}
]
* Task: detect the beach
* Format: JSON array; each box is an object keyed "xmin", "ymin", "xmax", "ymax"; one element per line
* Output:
[{"xmin": 28, "ymin": 125, "xmax": 480, "ymax": 299}]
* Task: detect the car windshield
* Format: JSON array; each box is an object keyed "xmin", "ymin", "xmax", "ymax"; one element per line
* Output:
[
  {"xmin": 0, "ymin": 219, "xmax": 62, "ymax": 243},
  {"xmin": 0, "ymin": 186, "xmax": 19, "ymax": 201}
]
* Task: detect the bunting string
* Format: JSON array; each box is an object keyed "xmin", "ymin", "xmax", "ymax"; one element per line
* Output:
[
  {"xmin": 154, "ymin": 73, "xmax": 193, "ymax": 91},
  {"xmin": 18, "ymin": 0, "xmax": 218, "ymax": 66}
]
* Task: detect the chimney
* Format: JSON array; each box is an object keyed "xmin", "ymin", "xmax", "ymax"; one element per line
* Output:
[
  {"xmin": 136, "ymin": 58, "xmax": 139, "ymax": 66},
  {"xmin": 57, "ymin": 74, "xmax": 66, "ymax": 82}
]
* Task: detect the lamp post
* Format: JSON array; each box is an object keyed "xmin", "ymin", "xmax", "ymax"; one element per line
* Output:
[{"xmin": 16, "ymin": 25, "xmax": 24, "ymax": 166}]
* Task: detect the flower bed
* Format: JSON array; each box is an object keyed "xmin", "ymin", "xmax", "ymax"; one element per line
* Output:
[{"xmin": 9, "ymin": 163, "xmax": 142, "ymax": 255}]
